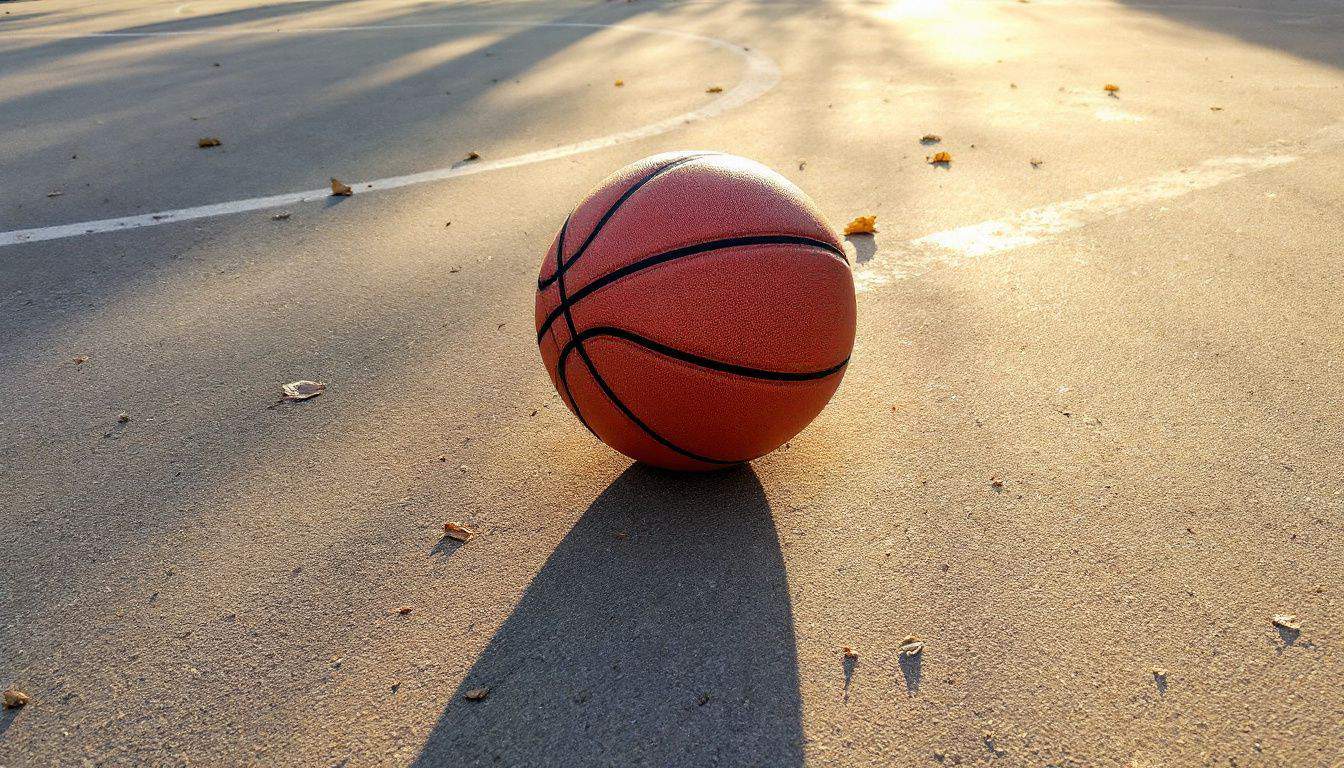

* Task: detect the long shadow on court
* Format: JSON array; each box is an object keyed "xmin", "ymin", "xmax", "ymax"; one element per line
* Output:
[{"xmin": 412, "ymin": 464, "xmax": 804, "ymax": 768}]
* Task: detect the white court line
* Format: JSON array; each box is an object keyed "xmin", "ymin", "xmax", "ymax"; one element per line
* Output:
[
  {"xmin": 0, "ymin": 21, "xmax": 779, "ymax": 247},
  {"xmin": 852, "ymin": 123, "xmax": 1344, "ymax": 293}
]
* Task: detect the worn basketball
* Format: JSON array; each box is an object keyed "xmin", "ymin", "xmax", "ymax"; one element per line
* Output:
[{"xmin": 534, "ymin": 151, "xmax": 856, "ymax": 471}]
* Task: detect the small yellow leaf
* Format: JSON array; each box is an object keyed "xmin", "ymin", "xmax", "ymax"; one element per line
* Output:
[
  {"xmin": 1103, "ymin": 83, "xmax": 1120, "ymax": 92},
  {"xmin": 197, "ymin": 137, "xmax": 221, "ymax": 148},
  {"xmin": 330, "ymin": 178, "xmax": 353, "ymax": 196},
  {"xmin": 3, "ymin": 689, "xmax": 29, "ymax": 708},
  {"xmin": 443, "ymin": 521, "xmax": 475, "ymax": 542},
  {"xmin": 928, "ymin": 151, "xmax": 952, "ymax": 164},
  {"xmin": 614, "ymin": 79, "xmax": 624, "ymax": 87},
  {"xmin": 843, "ymin": 215, "xmax": 876, "ymax": 236}
]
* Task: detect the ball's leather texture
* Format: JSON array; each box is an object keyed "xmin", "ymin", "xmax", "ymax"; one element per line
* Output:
[{"xmin": 535, "ymin": 151, "xmax": 856, "ymax": 471}]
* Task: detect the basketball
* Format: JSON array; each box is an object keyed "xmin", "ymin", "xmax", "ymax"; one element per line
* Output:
[{"xmin": 534, "ymin": 151, "xmax": 856, "ymax": 471}]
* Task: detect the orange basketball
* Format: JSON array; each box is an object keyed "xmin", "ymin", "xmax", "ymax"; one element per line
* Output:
[{"xmin": 534, "ymin": 151, "xmax": 856, "ymax": 471}]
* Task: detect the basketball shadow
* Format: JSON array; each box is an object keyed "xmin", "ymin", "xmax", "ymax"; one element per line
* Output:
[{"xmin": 411, "ymin": 464, "xmax": 804, "ymax": 767}]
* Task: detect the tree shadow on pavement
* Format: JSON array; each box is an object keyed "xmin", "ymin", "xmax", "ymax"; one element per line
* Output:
[{"xmin": 412, "ymin": 463, "xmax": 804, "ymax": 768}]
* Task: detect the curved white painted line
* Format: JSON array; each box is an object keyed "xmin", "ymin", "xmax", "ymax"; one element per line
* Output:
[{"xmin": 0, "ymin": 21, "xmax": 779, "ymax": 247}]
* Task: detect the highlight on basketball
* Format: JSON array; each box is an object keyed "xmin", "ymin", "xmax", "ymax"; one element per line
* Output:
[{"xmin": 4, "ymin": 0, "xmax": 1339, "ymax": 765}]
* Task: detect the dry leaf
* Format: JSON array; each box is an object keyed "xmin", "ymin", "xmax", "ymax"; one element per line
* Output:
[
  {"xmin": 73, "ymin": 356, "xmax": 89, "ymax": 364},
  {"xmin": 842, "ymin": 646, "xmax": 858, "ymax": 659},
  {"xmin": 706, "ymin": 85, "xmax": 724, "ymax": 93},
  {"xmin": 3, "ymin": 689, "xmax": 29, "ymax": 708},
  {"xmin": 899, "ymin": 635, "xmax": 924, "ymax": 657},
  {"xmin": 281, "ymin": 380, "xmax": 326, "ymax": 401},
  {"xmin": 330, "ymin": 178, "xmax": 353, "ymax": 196},
  {"xmin": 47, "ymin": 190, "xmax": 64, "ymax": 198},
  {"xmin": 1103, "ymin": 83, "xmax": 1120, "ymax": 92},
  {"xmin": 117, "ymin": 412, "xmax": 130, "ymax": 424},
  {"xmin": 464, "ymin": 151, "xmax": 480, "ymax": 161},
  {"xmin": 1152, "ymin": 667, "xmax": 1168, "ymax": 678},
  {"xmin": 843, "ymin": 215, "xmax": 877, "ymax": 236},
  {"xmin": 1271, "ymin": 614, "xmax": 1301, "ymax": 631},
  {"xmin": 271, "ymin": 212, "xmax": 291, "ymax": 221},
  {"xmin": 396, "ymin": 606, "xmax": 413, "ymax": 615},
  {"xmin": 1210, "ymin": 106, "xmax": 1223, "ymax": 111},
  {"xmin": 990, "ymin": 477, "xmax": 1005, "ymax": 492},
  {"xmin": 614, "ymin": 79, "xmax": 624, "ymax": 87},
  {"xmin": 613, "ymin": 531, "xmax": 629, "ymax": 540},
  {"xmin": 1030, "ymin": 158, "xmax": 1044, "ymax": 168},
  {"xmin": 198, "ymin": 137, "xmax": 222, "ymax": 148},
  {"xmin": 928, "ymin": 151, "xmax": 953, "ymax": 164},
  {"xmin": 464, "ymin": 687, "xmax": 490, "ymax": 701},
  {"xmin": 920, "ymin": 134, "xmax": 942, "ymax": 143},
  {"xmin": 443, "ymin": 521, "xmax": 475, "ymax": 542}
]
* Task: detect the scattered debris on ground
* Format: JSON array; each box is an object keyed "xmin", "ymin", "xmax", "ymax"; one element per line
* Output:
[
  {"xmin": 3, "ymin": 689, "xmax": 30, "ymax": 708},
  {"xmin": 464, "ymin": 687, "xmax": 490, "ymax": 701},
  {"xmin": 899, "ymin": 636, "xmax": 924, "ymax": 657},
  {"xmin": 613, "ymin": 531, "xmax": 628, "ymax": 540},
  {"xmin": 697, "ymin": 692, "xmax": 711, "ymax": 706},
  {"xmin": 271, "ymin": 211, "xmax": 291, "ymax": 221},
  {"xmin": 920, "ymin": 134, "xmax": 942, "ymax": 144},
  {"xmin": 1210, "ymin": 105, "xmax": 1223, "ymax": 111},
  {"xmin": 843, "ymin": 215, "xmax": 877, "ymax": 235},
  {"xmin": 116, "ymin": 412, "xmax": 130, "ymax": 424},
  {"xmin": 842, "ymin": 645, "xmax": 859, "ymax": 659},
  {"xmin": 442, "ymin": 521, "xmax": 475, "ymax": 542},
  {"xmin": 1030, "ymin": 158, "xmax": 1044, "ymax": 167},
  {"xmin": 73, "ymin": 356, "xmax": 88, "ymax": 365},
  {"xmin": 1272, "ymin": 614, "xmax": 1301, "ymax": 631},
  {"xmin": 464, "ymin": 151, "xmax": 481, "ymax": 161},
  {"xmin": 281, "ymin": 380, "xmax": 326, "ymax": 401},
  {"xmin": 706, "ymin": 85, "xmax": 723, "ymax": 93},
  {"xmin": 396, "ymin": 606, "xmax": 413, "ymax": 615},
  {"xmin": 46, "ymin": 190, "xmax": 63, "ymax": 198},
  {"xmin": 197, "ymin": 137, "xmax": 222, "ymax": 148},
  {"xmin": 330, "ymin": 178, "xmax": 353, "ymax": 196},
  {"xmin": 928, "ymin": 151, "xmax": 952, "ymax": 164},
  {"xmin": 990, "ymin": 477, "xmax": 1005, "ymax": 492}
]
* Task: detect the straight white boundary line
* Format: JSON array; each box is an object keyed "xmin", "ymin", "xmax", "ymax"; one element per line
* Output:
[
  {"xmin": 852, "ymin": 123, "xmax": 1344, "ymax": 292},
  {"xmin": 0, "ymin": 21, "xmax": 780, "ymax": 247}
]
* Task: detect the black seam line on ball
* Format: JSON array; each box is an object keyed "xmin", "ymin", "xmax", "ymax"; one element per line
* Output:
[
  {"xmin": 536, "ymin": 153, "xmax": 717, "ymax": 291},
  {"xmin": 563, "ymin": 327, "xmax": 851, "ymax": 382},
  {"xmin": 535, "ymin": 234, "xmax": 846, "ymax": 344},
  {"xmin": 556, "ymin": 334, "xmax": 739, "ymax": 467},
  {"xmin": 550, "ymin": 219, "xmax": 594, "ymax": 435}
]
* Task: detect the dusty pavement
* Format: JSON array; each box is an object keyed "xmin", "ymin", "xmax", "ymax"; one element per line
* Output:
[{"xmin": 2, "ymin": 0, "xmax": 1343, "ymax": 765}]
